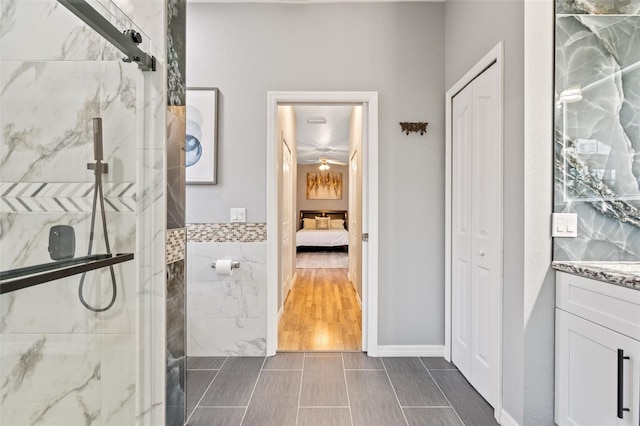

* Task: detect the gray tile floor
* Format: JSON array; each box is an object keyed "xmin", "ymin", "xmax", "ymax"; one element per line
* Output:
[{"xmin": 186, "ymin": 353, "xmax": 499, "ymax": 426}]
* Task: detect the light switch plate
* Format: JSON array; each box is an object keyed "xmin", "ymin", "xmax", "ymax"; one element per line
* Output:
[
  {"xmin": 552, "ymin": 213, "xmax": 578, "ymax": 238},
  {"xmin": 230, "ymin": 208, "xmax": 246, "ymax": 223}
]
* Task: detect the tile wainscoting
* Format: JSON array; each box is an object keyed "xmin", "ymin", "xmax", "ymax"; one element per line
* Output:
[{"xmin": 186, "ymin": 224, "xmax": 267, "ymax": 356}]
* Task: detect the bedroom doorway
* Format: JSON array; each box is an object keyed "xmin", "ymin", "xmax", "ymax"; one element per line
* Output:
[
  {"xmin": 266, "ymin": 91, "xmax": 379, "ymax": 356},
  {"xmin": 280, "ymin": 105, "xmax": 360, "ymax": 351}
]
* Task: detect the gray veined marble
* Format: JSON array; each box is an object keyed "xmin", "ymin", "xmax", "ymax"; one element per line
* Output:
[
  {"xmin": 557, "ymin": 0, "xmax": 640, "ymax": 15},
  {"xmin": 552, "ymin": 260, "xmax": 640, "ymax": 289},
  {"xmin": 167, "ymin": 0, "xmax": 186, "ymax": 106},
  {"xmin": 166, "ymin": 260, "xmax": 186, "ymax": 426},
  {"xmin": 554, "ymin": 15, "xmax": 640, "ymax": 262}
]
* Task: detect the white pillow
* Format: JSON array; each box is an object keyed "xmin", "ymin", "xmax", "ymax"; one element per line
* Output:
[
  {"xmin": 303, "ymin": 218, "xmax": 316, "ymax": 229},
  {"xmin": 330, "ymin": 219, "xmax": 345, "ymax": 229},
  {"xmin": 315, "ymin": 217, "xmax": 330, "ymax": 230}
]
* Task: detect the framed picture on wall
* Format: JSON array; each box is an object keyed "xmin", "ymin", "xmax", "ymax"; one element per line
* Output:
[
  {"xmin": 306, "ymin": 172, "xmax": 343, "ymax": 200},
  {"xmin": 186, "ymin": 87, "xmax": 218, "ymax": 184}
]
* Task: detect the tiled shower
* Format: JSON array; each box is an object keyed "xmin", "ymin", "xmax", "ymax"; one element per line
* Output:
[{"xmin": 0, "ymin": 0, "xmax": 168, "ymax": 424}]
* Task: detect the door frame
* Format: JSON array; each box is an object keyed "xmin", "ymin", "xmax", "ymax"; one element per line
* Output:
[
  {"xmin": 266, "ymin": 91, "xmax": 379, "ymax": 356},
  {"xmin": 444, "ymin": 42, "xmax": 504, "ymax": 419}
]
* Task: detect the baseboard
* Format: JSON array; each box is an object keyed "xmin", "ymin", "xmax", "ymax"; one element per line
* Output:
[
  {"xmin": 355, "ymin": 291, "xmax": 362, "ymax": 309},
  {"xmin": 374, "ymin": 345, "xmax": 445, "ymax": 357},
  {"xmin": 499, "ymin": 409, "xmax": 520, "ymax": 426}
]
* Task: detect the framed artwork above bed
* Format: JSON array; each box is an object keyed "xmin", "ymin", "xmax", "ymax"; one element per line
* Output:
[{"xmin": 306, "ymin": 172, "xmax": 342, "ymax": 200}]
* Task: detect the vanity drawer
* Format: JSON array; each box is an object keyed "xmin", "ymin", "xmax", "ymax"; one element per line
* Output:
[{"xmin": 556, "ymin": 272, "xmax": 640, "ymax": 341}]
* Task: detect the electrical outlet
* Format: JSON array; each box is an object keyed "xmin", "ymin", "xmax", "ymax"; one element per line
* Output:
[{"xmin": 552, "ymin": 213, "xmax": 577, "ymax": 238}]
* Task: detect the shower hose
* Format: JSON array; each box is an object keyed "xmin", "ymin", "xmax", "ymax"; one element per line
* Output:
[{"xmin": 78, "ymin": 118, "xmax": 117, "ymax": 312}]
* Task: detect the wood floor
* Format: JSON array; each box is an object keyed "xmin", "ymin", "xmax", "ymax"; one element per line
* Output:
[{"xmin": 278, "ymin": 268, "xmax": 362, "ymax": 351}]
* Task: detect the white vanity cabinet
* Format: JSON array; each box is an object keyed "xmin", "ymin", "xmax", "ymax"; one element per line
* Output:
[{"xmin": 555, "ymin": 271, "xmax": 640, "ymax": 426}]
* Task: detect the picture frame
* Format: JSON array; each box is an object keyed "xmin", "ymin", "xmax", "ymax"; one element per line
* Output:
[
  {"xmin": 186, "ymin": 87, "xmax": 218, "ymax": 184},
  {"xmin": 306, "ymin": 172, "xmax": 343, "ymax": 200}
]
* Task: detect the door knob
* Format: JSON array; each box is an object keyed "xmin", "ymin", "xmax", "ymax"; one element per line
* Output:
[{"xmin": 479, "ymin": 250, "xmax": 485, "ymax": 257}]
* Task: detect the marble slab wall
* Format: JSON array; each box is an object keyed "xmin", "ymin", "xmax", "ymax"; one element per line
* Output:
[
  {"xmin": 186, "ymin": 224, "xmax": 267, "ymax": 356},
  {"xmin": 554, "ymin": 2, "xmax": 640, "ymax": 261},
  {"xmin": 165, "ymin": 0, "xmax": 187, "ymax": 424},
  {"xmin": 0, "ymin": 0, "xmax": 167, "ymax": 425}
]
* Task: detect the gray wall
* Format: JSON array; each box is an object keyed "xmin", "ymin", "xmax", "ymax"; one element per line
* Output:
[
  {"xmin": 186, "ymin": 2, "xmax": 447, "ymax": 345},
  {"xmin": 444, "ymin": 0, "xmax": 527, "ymax": 423},
  {"xmin": 297, "ymin": 164, "xmax": 349, "ymax": 229}
]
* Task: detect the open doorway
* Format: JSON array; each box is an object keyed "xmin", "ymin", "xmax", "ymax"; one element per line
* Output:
[
  {"xmin": 266, "ymin": 91, "xmax": 379, "ymax": 357},
  {"xmin": 278, "ymin": 105, "xmax": 361, "ymax": 351}
]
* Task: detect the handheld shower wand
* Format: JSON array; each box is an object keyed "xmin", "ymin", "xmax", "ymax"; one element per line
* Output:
[{"xmin": 78, "ymin": 117, "xmax": 118, "ymax": 312}]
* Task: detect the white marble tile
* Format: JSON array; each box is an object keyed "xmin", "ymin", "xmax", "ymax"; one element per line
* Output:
[
  {"xmin": 188, "ymin": 280, "xmax": 260, "ymax": 319},
  {"xmin": 0, "ymin": 0, "xmax": 117, "ymax": 62},
  {"xmin": 0, "ymin": 334, "xmax": 102, "ymax": 425},
  {"xmin": 101, "ymin": 334, "xmax": 137, "ymax": 426},
  {"xmin": 187, "ymin": 242, "xmax": 267, "ymax": 282},
  {"xmin": 187, "ymin": 318, "xmax": 266, "ymax": 357},
  {"xmin": 1, "ymin": 61, "xmax": 138, "ymax": 184}
]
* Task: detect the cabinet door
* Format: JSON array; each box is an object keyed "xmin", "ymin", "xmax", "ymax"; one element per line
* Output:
[{"xmin": 556, "ymin": 309, "xmax": 640, "ymax": 426}]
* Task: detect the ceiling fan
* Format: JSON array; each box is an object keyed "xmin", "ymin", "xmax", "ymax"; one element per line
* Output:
[{"xmin": 303, "ymin": 158, "xmax": 348, "ymax": 170}]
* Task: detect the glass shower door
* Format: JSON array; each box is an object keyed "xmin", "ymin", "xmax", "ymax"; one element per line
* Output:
[{"xmin": 0, "ymin": 0, "xmax": 159, "ymax": 424}]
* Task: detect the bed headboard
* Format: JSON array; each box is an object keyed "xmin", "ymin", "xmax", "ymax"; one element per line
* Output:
[{"xmin": 299, "ymin": 210, "xmax": 348, "ymax": 230}]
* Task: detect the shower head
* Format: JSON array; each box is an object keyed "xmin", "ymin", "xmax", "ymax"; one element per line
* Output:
[{"xmin": 93, "ymin": 117, "xmax": 103, "ymax": 161}]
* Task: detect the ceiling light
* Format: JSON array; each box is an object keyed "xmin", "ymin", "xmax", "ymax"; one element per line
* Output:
[
  {"xmin": 307, "ymin": 117, "xmax": 327, "ymax": 124},
  {"xmin": 319, "ymin": 160, "xmax": 330, "ymax": 171}
]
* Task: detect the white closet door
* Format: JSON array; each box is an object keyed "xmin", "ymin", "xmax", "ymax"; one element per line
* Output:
[
  {"xmin": 451, "ymin": 63, "xmax": 500, "ymax": 408},
  {"xmin": 451, "ymin": 81, "xmax": 474, "ymax": 380}
]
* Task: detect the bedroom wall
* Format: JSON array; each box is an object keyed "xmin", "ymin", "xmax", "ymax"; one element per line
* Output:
[
  {"xmin": 296, "ymin": 164, "xmax": 349, "ymax": 229},
  {"xmin": 186, "ymin": 2, "xmax": 447, "ymax": 348}
]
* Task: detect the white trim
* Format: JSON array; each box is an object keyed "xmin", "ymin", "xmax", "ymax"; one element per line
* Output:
[
  {"xmin": 266, "ymin": 91, "xmax": 379, "ymax": 357},
  {"xmin": 499, "ymin": 409, "xmax": 521, "ymax": 426},
  {"xmin": 444, "ymin": 42, "xmax": 505, "ymax": 419},
  {"xmin": 355, "ymin": 290, "xmax": 362, "ymax": 309},
  {"xmin": 375, "ymin": 345, "xmax": 445, "ymax": 357}
]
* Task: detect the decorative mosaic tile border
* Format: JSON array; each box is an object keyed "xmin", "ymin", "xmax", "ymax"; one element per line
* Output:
[
  {"xmin": 166, "ymin": 228, "xmax": 186, "ymax": 264},
  {"xmin": 187, "ymin": 223, "xmax": 267, "ymax": 243},
  {"xmin": 0, "ymin": 182, "xmax": 135, "ymax": 213}
]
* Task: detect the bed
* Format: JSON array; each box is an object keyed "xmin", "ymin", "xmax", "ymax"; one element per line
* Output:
[{"xmin": 296, "ymin": 210, "xmax": 349, "ymax": 251}]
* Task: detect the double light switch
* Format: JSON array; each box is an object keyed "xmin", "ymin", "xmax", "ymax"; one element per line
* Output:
[
  {"xmin": 230, "ymin": 208, "xmax": 246, "ymax": 223},
  {"xmin": 552, "ymin": 213, "xmax": 578, "ymax": 238}
]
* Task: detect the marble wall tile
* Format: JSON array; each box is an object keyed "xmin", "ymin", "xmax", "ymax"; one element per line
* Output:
[
  {"xmin": 166, "ymin": 260, "xmax": 185, "ymax": 426},
  {"xmin": 166, "ymin": 106, "xmax": 186, "ymax": 229},
  {"xmin": 186, "ymin": 241, "xmax": 267, "ymax": 357},
  {"xmin": 0, "ymin": 333, "xmax": 137, "ymax": 425},
  {"xmin": 188, "ymin": 318, "xmax": 266, "ymax": 357},
  {"xmin": 1, "ymin": 0, "xmax": 167, "ymax": 425},
  {"xmin": 188, "ymin": 281, "xmax": 261, "ymax": 319},
  {"xmin": 554, "ymin": 14, "xmax": 640, "ymax": 261},
  {"xmin": 187, "ymin": 241, "xmax": 267, "ymax": 282},
  {"xmin": 167, "ymin": 0, "xmax": 185, "ymax": 106},
  {"xmin": 0, "ymin": 211, "xmax": 135, "ymax": 269},
  {"xmin": 0, "ymin": 334, "xmax": 102, "ymax": 425},
  {"xmin": 0, "ymin": 0, "xmax": 118, "ymax": 61},
  {"xmin": 1, "ymin": 61, "xmax": 139, "ymax": 184},
  {"xmin": 556, "ymin": 0, "xmax": 640, "ymax": 15}
]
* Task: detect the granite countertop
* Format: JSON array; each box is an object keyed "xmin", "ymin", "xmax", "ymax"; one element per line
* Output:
[{"xmin": 552, "ymin": 261, "xmax": 640, "ymax": 291}]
